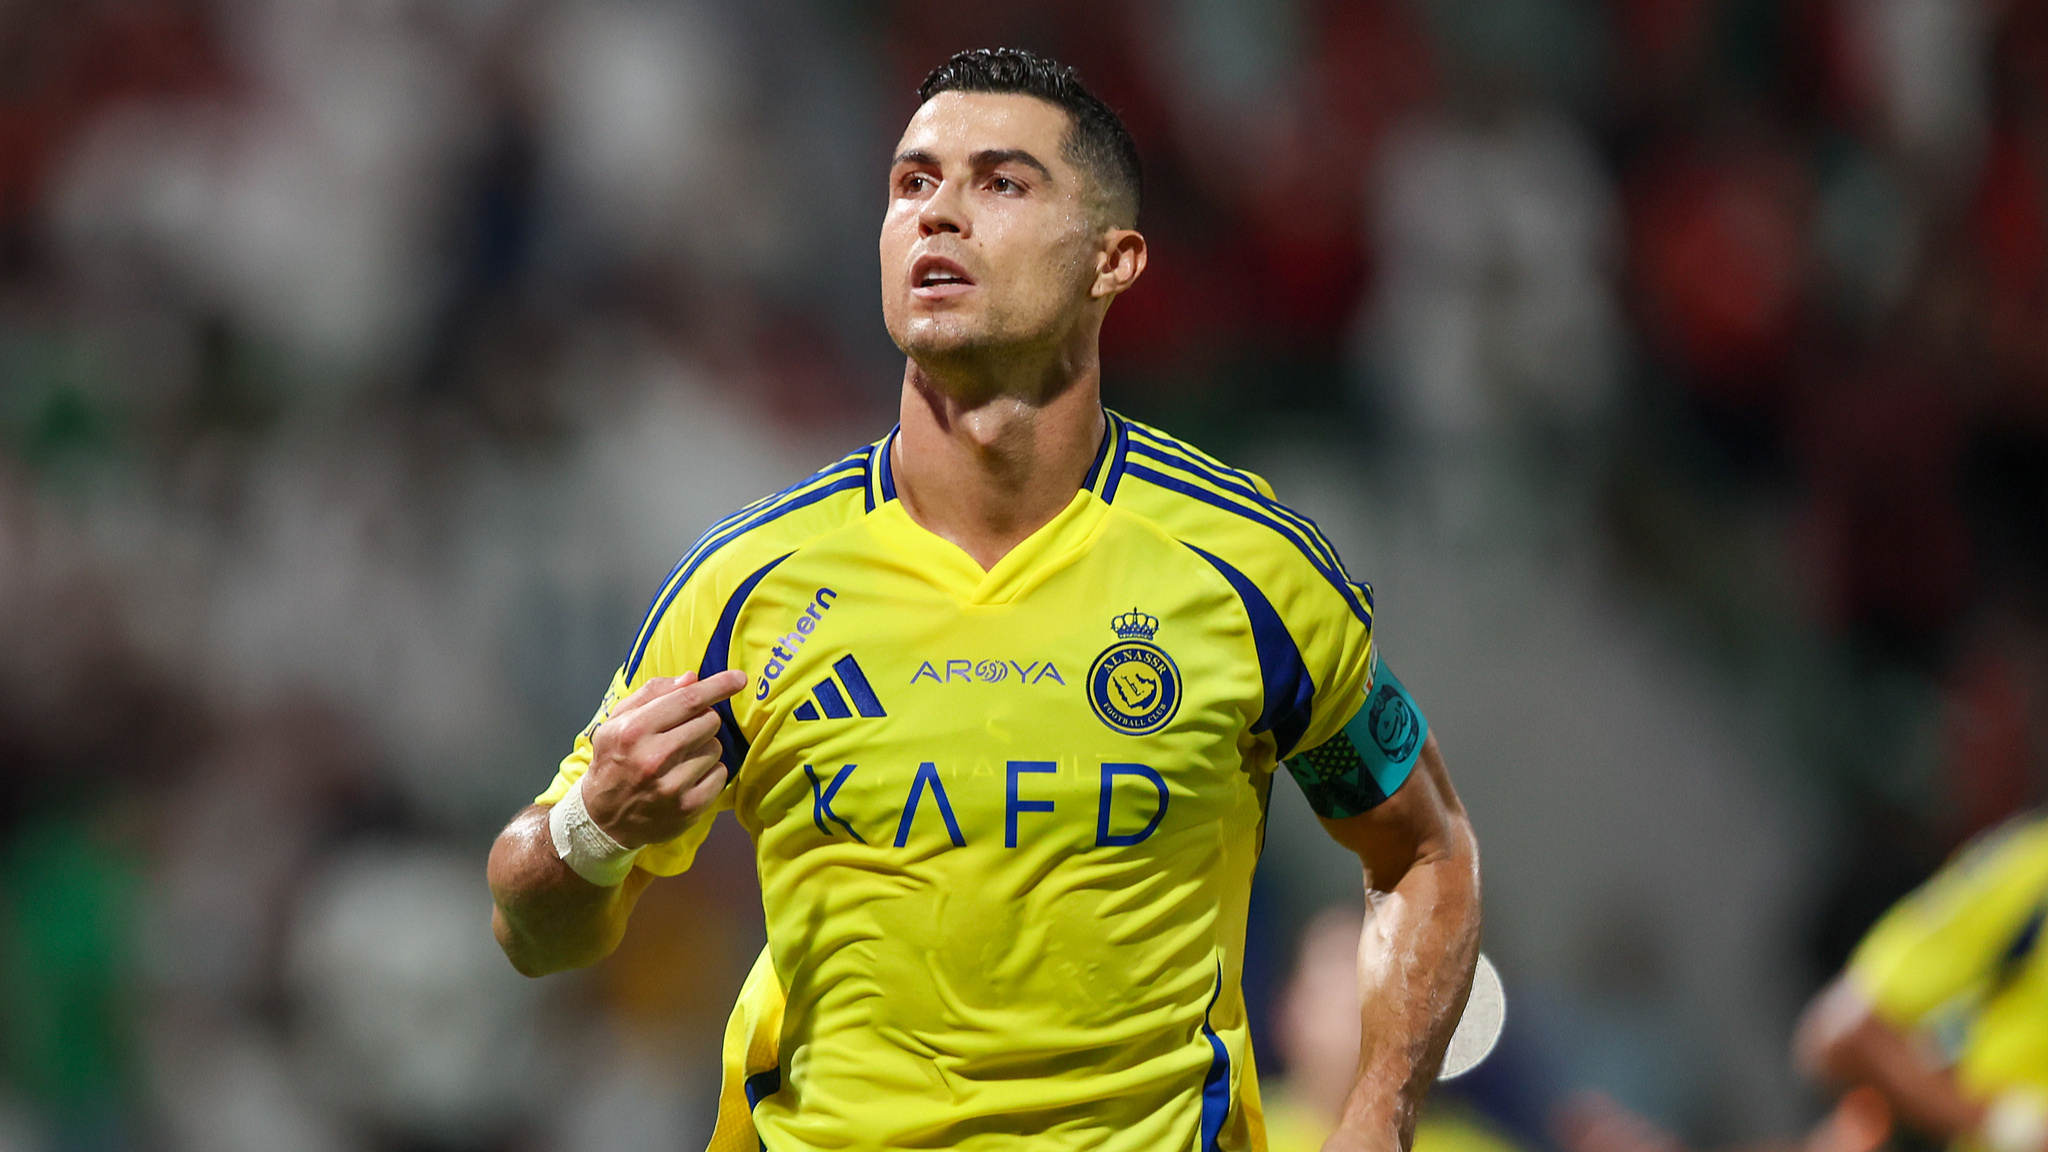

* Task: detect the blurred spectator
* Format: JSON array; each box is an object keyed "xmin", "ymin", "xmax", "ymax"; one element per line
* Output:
[
  {"xmin": 1264, "ymin": 905, "xmax": 1527, "ymax": 1152},
  {"xmin": 1360, "ymin": 89, "xmax": 1622, "ymax": 520}
]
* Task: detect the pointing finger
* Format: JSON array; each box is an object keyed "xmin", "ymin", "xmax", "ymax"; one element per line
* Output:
[
  {"xmin": 635, "ymin": 668, "xmax": 749, "ymax": 731},
  {"xmin": 612, "ymin": 671, "xmax": 698, "ymax": 716}
]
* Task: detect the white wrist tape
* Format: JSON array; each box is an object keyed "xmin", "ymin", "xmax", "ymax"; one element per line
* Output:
[
  {"xmin": 549, "ymin": 777, "xmax": 642, "ymax": 887},
  {"xmin": 1983, "ymin": 1090, "xmax": 2048, "ymax": 1152}
]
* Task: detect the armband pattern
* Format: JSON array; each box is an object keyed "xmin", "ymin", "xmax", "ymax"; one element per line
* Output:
[{"xmin": 1283, "ymin": 661, "xmax": 1429, "ymax": 819}]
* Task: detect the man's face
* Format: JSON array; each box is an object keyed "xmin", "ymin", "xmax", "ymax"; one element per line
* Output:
[{"xmin": 880, "ymin": 91, "xmax": 1104, "ymax": 367}]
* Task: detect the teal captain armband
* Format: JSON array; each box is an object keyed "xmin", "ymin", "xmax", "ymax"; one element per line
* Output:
[{"xmin": 1283, "ymin": 661, "xmax": 1429, "ymax": 819}]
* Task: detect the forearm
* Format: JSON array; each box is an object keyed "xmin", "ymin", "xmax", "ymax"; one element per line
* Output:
[
  {"xmin": 1799, "ymin": 979, "xmax": 1984, "ymax": 1141},
  {"xmin": 488, "ymin": 804, "xmax": 654, "ymax": 977},
  {"xmin": 1333, "ymin": 799, "xmax": 1482, "ymax": 1146}
]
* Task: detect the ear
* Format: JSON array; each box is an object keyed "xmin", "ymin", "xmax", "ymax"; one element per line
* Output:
[{"xmin": 1090, "ymin": 229, "xmax": 1147, "ymax": 301}]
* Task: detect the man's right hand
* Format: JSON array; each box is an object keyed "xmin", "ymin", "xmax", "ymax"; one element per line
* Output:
[{"xmin": 580, "ymin": 669, "xmax": 748, "ymax": 849}]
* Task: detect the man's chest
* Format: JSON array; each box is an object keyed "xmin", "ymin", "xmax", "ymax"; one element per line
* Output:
[{"xmin": 721, "ymin": 523, "xmax": 1269, "ymax": 849}]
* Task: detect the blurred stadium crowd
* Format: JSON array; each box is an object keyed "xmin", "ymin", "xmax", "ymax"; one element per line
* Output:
[{"xmin": 0, "ymin": 0, "xmax": 2043, "ymax": 1150}]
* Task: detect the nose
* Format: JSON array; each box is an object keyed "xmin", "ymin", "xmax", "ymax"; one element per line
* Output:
[{"xmin": 918, "ymin": 178, "xmax": 968, "ymax": 238}]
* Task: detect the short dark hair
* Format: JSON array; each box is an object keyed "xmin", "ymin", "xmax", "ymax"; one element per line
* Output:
[{"xmin": 917, "ymin": 48, "xmax": 1142, "ymax": 227}]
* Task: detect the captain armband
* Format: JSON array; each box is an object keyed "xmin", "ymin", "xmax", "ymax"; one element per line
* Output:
[{"xmin": 1283, "ymin": 660, "xmax": 1429, "ymax": 819}]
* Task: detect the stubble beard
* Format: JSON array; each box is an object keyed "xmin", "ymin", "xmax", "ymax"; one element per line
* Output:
[{"xmin": 896, "ymin": 305, "xmax": 1043, "ymax": 396}]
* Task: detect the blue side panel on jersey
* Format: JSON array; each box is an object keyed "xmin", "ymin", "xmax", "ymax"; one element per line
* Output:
[
  {"xmin": 743, "ymin": 1066, "xmax": 780, "ymax": 1152},
  {"xmin": 833, "ymin": 655, "xmax": 886, "ymax": 717},
  {"xmin": 1199, "ymin": 962, "xmax": 1231, "ymax": 1152},
  {"xmin": 744, "ymin": 1067, "xmax": 781, "ymax": 1108},
  {"xmin": 697, "ymin": 552, "xmax": 792, "ymax": 778},
  {"xmin": 1122, "ymin": 462, "xmax": 1372, "ymax": 625},
  {"xmin": 812, "ymin": 679, "xmax": 853, "ymax": 720},
  {"xmin": 1185, "ymin": 544, "xmax": 1316, "ymax": 760},
  {"xmin": 625, "ymin": 471, "xmax": 866, "ymax": 681}
]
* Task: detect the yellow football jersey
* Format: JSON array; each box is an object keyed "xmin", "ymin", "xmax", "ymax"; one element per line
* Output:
[
  {"xmin": 539, "ymin": 414, "xmax": 1425, "ymax": 1151},
  {"xmin": 1848, "ymin": 811, "xmax": 2048, "ymax": 1129}
]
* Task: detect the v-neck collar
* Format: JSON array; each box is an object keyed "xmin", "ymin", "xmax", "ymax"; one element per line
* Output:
[
  {"xmin": 871, "ymin": 487, "xmax": 1110, "ymax": 605},
  {"xmin": 862, "ymin": 412, "xmax": 1127, "ymax": 605},
  {"xmin": 864, "ymin": 411, "xmax": 1129, "ymax": 514}
]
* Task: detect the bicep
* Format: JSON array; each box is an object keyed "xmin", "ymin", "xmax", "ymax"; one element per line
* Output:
[{"xmin": 1317, "ymin": 735, "xmax": 1472, "ymax": 891}]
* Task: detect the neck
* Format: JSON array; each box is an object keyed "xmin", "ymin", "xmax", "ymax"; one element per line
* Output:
[{"xmin": 892, "ymin": 352, "xmax": 1106, "ymax": 572}]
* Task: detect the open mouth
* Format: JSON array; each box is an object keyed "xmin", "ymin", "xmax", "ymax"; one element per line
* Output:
[{"xmin": 911, "ymin": 255, "xmax": 975, "ymax": 298}]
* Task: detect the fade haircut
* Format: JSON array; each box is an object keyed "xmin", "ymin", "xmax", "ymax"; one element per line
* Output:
[{"xmin": 917, "ymin": 48, "xmax": 1142, "ymax": 228}]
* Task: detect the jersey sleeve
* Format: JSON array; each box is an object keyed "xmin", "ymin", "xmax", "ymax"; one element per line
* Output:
[
  {"xmin": 1848, "ymin": 815, "xmax": 2048, "ymax": 1028},
  {"xmin": 533, "ymin": 556, "xmax": 739, "ymax": 877},
  {"xmin": 1238, "ymin": 471, "xmax": 1430, "ymax": 820}
]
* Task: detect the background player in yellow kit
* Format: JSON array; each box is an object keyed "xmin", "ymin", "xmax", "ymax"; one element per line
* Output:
[
  {"xmin": 1798, "ymin": 810, "xmax": 2048, "ymax": 1152},
  {"xmin": 1555, "ymin": 811, "xmax": 2047, "ymax": 1152},
  {"xmin": 487, "ymin": 48, "xmax": 1481, "ymax": 1152}
]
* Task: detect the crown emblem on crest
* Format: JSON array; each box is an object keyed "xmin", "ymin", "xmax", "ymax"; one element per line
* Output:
[{"xmin": 1111, "ymin": 609, "xmax": 1160, "ymax": 641}]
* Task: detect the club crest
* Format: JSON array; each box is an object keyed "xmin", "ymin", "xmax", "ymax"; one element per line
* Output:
[
  {"xmin": 1366, "ymin": 679, "xmax": 1421, "ymax": 763},
  {"xmin": 1087, "ymin": 609, "xmax": 1182, "ymax": 736}
]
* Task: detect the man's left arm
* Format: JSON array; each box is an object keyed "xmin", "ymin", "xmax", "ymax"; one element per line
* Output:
[{"xmin": 1316, "ymin": 733, "xmax": 1483, "ymax": 1152}]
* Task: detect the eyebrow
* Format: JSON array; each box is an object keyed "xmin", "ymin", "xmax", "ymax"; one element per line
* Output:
[{"xmin": 890, "ymin": 147, "xmax": 1054, "ymax": 180}]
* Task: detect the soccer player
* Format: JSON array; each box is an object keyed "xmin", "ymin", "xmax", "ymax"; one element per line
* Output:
[
  {"xmin": 487, "ymin": 47, "xmax": 1482, "ymax": 1152},
  {"xmin": 1555, "ymin": 810, "xmax": 2047, "ymax": 1152},
  {"xmin": 1797, "ymin": 809, "xmax": 2048, "ymax": 1152}
]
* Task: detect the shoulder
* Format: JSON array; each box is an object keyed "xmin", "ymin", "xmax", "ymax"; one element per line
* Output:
[
  {"xmin": 1855, "ymin": 810, "xmax": 2048, "ymax": 968},
  {"xmin": 1927, "ymin": 811, "xmax": 2048, "ymax": 900},
  {"xmin": 622, "ymin": 437, "xmax": 882, "ymax": 679},
  {"xmin": 1108, "ymin": 413, "xmax": 1373, "ymax": 627}
]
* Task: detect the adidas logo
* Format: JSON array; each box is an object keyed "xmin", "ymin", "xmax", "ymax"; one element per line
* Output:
[{"xmin": 792, "ymin": 655, "xmax": 887, "ymax": 721}]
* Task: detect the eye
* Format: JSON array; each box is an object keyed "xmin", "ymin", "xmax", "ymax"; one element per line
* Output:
[
  {"xmin": 989, "ymin": 175, "xmax": 1019, "ymax": 194},
  {"xmin": 900, "ymin": 173, "xmax": 933, "ymax": 194}
]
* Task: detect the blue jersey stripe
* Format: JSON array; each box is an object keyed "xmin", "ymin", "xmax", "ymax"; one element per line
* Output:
[
  {"xmin": 1199, "ymin": 961, "xmax": 1232, "ymax": 1152},
  {"xmin": 1124, "ymin": 427, "xmax": 1370, "ymax": 618},
  {"xmin": 812, "ymin": 678, "xmax": 853, "ymax": 720},
  {"xmin": 833, "ymin": 655, "xmax": 886, "ymax": 717},
  {"xmin": 863, "ymin": 439, "xmax": 880, "ymax": 513},
  {"xmin": 1101, "ymin": 413, "xmax": 1131, "ymax": 502},
  {"xmin": 1081, "ymin": 414, "xmax": 1117, "ymax": 494},
  {"xmin": 696, "ymin": 552, "xmax": 791, "ymax": 777},
  {"xmin": 693, "ymin": 451, "xmax": 868, "ymax": 560},
  {"xmin": 1187, "ymin": 544, "xmax": 1316, "ymax": 759},
  {"xmin": 625, "ymin": 455, "xmax": 868, "ymax": 675},
  {"xmin": 1123, "ymin": 462, "xmax": 1373, "ymax": 625},
  {"xmin": 625, "ymin": 472, "xmax": 865, "ymax": 680},
  {"xmin": 1123, "ymin": 425, "xmax": 1355, "ymax": 588},
  {"xmin": 1124, "ymin": 431, "xmax": 1345, "ymax": 576},
  {"xmin": 1129, "ymin": 443, "xmax": 1372, "ymax": 622},
  {"xmin": 877, "ymin": 427, "xmax": 899, "ymax": 503}
]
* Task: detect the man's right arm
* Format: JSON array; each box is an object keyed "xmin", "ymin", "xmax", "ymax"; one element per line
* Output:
[
  {"xmin": 487, "ymin": 669, "xmax": 747, "ymax": 977},
  {"xmin": 489, "ymin": 805, "xmax": 659, "ymax": 976}
]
